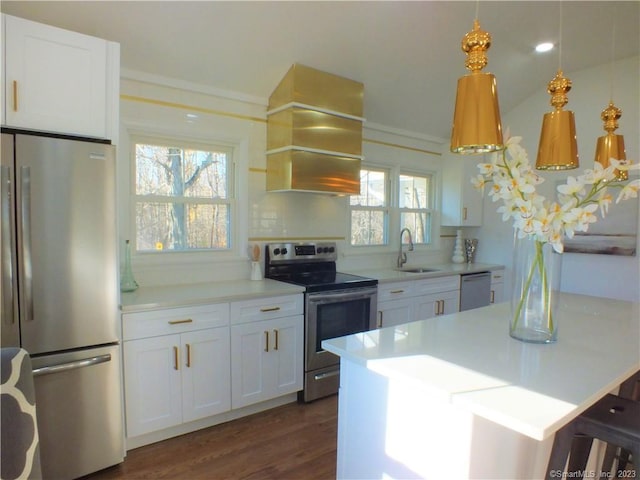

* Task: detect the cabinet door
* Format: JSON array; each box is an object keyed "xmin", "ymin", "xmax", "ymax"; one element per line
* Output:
[
  {"xmin": 124, "ymin": 335, "xmax": 182, "ymax": 437},
  {"xmin": 267, "ymin": 315, "xmax": 303, "ymax": 398},
  {"xmin": 181, "ymin": 327, "xmax": 231, "ymax": 423},
  {"xmin": 490, "ymin": 271, "xmax": 505, "ymax": 304},
  {"xmin": 414, "ymin": 290, "xmax": 460, "ymax": 320},
  {"xmin": 377, "ymin": 298, "xmax": 415, "ymax": 328},
  {"xmin": 230, "ymin": 315, "xmax": 303, "ymax": 409},
  {"xmin": 441, "ymin": 155, "xmax": 483, "ymax": 227},
  {"xmin": 231, "ymin": 322, "xmax": 268, "ymax": 409},
  {"xmin": 3, "ymin": 14, "xmax": 107, "ymax": 137}
]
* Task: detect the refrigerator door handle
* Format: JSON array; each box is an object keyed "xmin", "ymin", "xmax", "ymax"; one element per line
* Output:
[
  {"xmin": 32, "ymin": 353, "xmax": 112, "ymax": 377},
  {"xmin": 19, "ymin": 166, "xmax": 34, "ymax": 322},
  {"xmin": 1, "ymin": 166, "xmax": 15, "ymax": 328}
]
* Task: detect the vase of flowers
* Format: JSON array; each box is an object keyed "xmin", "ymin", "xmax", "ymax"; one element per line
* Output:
[
  {"xmin": 473, "ymin": 132, "xmax": 638, "ymax": 343},
  {"xmin": 510, "ymin": 234, "xmax": 562, "ymax": 342}
]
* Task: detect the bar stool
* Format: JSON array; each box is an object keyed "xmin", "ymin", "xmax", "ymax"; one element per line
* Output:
[
  {"xmin": 601, "ymin": 371, "xmax": 640, "ymax": 473},
  {"xmin": 546, "ymin": 393, "xmax": 640, "ymax": 479}
]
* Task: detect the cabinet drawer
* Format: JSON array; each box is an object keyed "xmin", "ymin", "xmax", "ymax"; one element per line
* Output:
[
  {"xmin": 230, "ymin": 294, "xmax": 303, "ymax": 325},
  {"xmin": 414, "ymin": 275, "xmax": 461, "ymax": 296},
  {"xmin": 123, "ymin": 303, "xmax": 229, "ymax": 341},
  {"xmin": 491, "ymin": 270, "xmax": 505, "ymax": 282},
  {"xmin": 377, "ymin": 281, "xmax": 416, "ymax": 302}
]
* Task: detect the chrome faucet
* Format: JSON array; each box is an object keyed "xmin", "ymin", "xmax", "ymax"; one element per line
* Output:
[{"xmin": 397, "ymin": 228, "xmax": 414, "ymax": 268}]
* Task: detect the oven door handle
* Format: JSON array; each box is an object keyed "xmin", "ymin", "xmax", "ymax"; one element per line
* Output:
[{"xmin": 308, "ymin": 287, "xmax": 377, "ymax": 304}]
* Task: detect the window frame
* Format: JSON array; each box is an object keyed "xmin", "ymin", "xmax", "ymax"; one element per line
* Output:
[
  {"xmin": 398, "ymin": 169, "xmax": 435, "ymax": 245},
  {"xmin": 348, "ymin": 162, "xmax": 438, "ymax": 253},
  {"xmin": 349, "ymin": 164, "xmax": 391, "ymax": 247},
  {"xmin": 130, "ymin": 133, "xmax": 237, "ymax": 255}
]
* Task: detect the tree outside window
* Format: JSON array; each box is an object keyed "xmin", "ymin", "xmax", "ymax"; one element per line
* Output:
[{"xmin": 133, "ymin": 138, "xmax": 234, "ymax": 252}]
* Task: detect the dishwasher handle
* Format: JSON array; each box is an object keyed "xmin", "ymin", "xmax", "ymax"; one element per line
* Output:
[{"xmin": 461, "ymin": 271, "xmax": 491, "ymax": 282}]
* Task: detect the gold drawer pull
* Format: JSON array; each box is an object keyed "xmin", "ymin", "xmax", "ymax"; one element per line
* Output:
[
  {"xmin": 168, "ymin": 318, "xmax": 193, "ymax": 325},
  {"xmin": 390, "ymin": 289, "xmax": 405, "ymax": 294},
  {"xmin": 13, "ymin": 81, "xmax": 18, "ymax": 111},
  {"xmin": 260, "ymin": 306, "xmax": 281, "ymax": 312},
  {"xmin": 173, "ymin": 346, "xmax": 179, "ymax": 370},
  {"xmin": 186, "ymin": 343, "xmax": 191, "ymax": 367}
]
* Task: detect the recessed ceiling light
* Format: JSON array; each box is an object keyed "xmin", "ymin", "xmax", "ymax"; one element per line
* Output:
[{"xmin": 535, "ymin": 42, "xmax": 554, "ymax": 53}]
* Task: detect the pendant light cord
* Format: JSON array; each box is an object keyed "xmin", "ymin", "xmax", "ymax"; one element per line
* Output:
[
  {"xmin": 610, "ymin": 5, "xmax": 617, "ymax": 102},
  {"xmin": 475, "ymin": 0, "xmax": 480, "ymax": 21},
  {"xmin": 558, "ymin": 1, "xmax": 563, "ymax": 71}
]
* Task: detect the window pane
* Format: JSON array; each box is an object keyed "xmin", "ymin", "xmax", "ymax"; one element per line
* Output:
[
  {"xmin": 351, "ymin": 169, "xmax": 386, "ymax": 207},
  {"xmin": 136, "ymin": 202, "xmax": 229, "ymax": 251},
  {"xmin": 135, "ymin": 144, "xmax": 229, "ymax": 199},
  {"xmin": 401, "ymin": 212, "xmax": 431, "ymax": 244},
  {"xmin": 351, "ymin": 210, "xmax": 386, "ymax": 245},
  {"xmin": 399, "ymin": 174, "xmax": 429, "ymax": 209}
]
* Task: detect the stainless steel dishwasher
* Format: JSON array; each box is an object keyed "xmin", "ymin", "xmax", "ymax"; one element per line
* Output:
[{"xmin": 459, "ymin": 271, "xmax": 492, "ymax": 311}]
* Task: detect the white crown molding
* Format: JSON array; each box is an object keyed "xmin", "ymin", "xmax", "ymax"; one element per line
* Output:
[
  {"xmin": 364, "ymin": 120, "xmax": 446, "ymax": 145},
  {"xmin": 121, "ymin": 68, "xmax": 269, "ymax": 107}
]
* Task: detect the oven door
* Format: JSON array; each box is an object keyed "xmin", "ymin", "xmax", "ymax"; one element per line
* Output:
[{"xmin": 305, "ymin": 286, "xmax": 378, "ymax": 372}]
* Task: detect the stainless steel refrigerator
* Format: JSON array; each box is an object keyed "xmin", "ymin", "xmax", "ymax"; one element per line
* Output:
[{"xmin": 1, "ymin": 131, "xmax": 124, "ymax": 479}]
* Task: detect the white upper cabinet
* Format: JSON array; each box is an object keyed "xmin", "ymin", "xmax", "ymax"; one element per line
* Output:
[
  {"xmin": 2, "ymin": 14, "xmax": 119, "ymax": 140},
  {"xmin": 441, "ymin": 153, "xmax": 484, "ymax": 227}
]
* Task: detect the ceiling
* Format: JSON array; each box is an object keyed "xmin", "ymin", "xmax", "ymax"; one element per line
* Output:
[{"xmin": 2, "ymin": 1, "xmax": 639, "ymax": 141}]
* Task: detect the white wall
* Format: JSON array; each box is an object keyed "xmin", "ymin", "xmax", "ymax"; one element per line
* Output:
[
  {"xmin": 117, "ymin": 72, "xmax": 452, "ymax": 286},
  {"xmin": 474, "ymin": 56, "xmax": 640, "ymax": 302}
]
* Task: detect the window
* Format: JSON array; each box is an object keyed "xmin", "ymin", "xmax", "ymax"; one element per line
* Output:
[
  {"xmin": 350, "ymin": 168, "xmax": 434, "ymax": 247},
  {"xmin": 350, "ymin": 168, "xmax": 389, "ymax": 246},
  {"xmin": 133, "ymin": 136, "xmax": 234, "ymax": 252},
  {"xmin": 399, "ymin": 173, "xmax": 432, "ymax": 244}
]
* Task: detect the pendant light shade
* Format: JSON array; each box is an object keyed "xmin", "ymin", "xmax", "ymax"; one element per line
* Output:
[
  {"xmin": 450, "ymin": 19, "xmax": 504, "ymax": 155},
  {"xmin": 594, "ymin": 102, "xmax": 628, "ymax": 181},
  {"xmin": 536, "ymin": 70, "xmax": 579, "ymax": 170}
]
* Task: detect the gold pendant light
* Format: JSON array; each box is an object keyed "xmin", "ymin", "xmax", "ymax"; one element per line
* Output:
[
  {"xmin": 535, "ymin": 70, "xmax": 579, "ymax": 170},
  {"xmin": 594, "ymin": 9, "xmax": 628, "ymax": 181},
  {"xmin": 450, "ymin": 19, "xmax": 504, "ymax": 155},
  {"xmin": 535, "ymin": 2, "xmax": 579, "ymax": 171},
  {"xmin": 594, "ymin": 102, "xmax": 627, "ymax": 181}
]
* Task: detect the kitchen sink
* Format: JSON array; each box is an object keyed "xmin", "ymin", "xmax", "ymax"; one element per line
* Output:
[{"xmin": 398, "ymin": 267, "xmax": 440, "ymax": 273}]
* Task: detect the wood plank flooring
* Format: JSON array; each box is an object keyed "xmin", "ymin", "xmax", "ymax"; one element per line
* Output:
[{"xmin": 83, "ymin": 395, "xmax": 338, "ymax": 480}]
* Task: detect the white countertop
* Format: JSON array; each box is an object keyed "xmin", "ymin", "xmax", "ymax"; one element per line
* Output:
[
  {"xmin": 120, "ymin": 279, "xmax": 305, "ymax": 312},
  {"xmin": 346, "ymin": 262, "xmax": 503, "ymax": 283},
  {"xmin": 323, "ymin": 292, "xmax": 640, "ymax": 440}
]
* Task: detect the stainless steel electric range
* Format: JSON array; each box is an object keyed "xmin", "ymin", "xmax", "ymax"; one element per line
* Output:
[{"xmin": 265, "ymin": 242, "xmax": 378, "ymax": 402}]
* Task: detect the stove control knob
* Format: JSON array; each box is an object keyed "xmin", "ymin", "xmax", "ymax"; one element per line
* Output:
[
  {"xmin": 273, "ymin": 248, "xmax": 281, "ymax": 256},
  {"xmin": 281, "ymin": 248, "xmax": 288, "ymax": 255},
  {"xmin": 328, "ymin": 246, "xmax": 335, "ymax": 253}
]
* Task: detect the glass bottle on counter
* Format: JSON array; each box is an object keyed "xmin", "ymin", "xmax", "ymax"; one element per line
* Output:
[{"xmin": 120, "ymin": 239, "xmax": 139, "ymax": 292}]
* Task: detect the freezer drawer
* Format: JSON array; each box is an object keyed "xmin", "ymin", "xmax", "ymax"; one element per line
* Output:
[{"xmin": 31, "ymin": 344, "xmax": 124, "ymax": 479}]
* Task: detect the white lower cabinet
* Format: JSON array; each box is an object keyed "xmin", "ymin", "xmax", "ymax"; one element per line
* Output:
[
  {"xmin": 122, "ymin": 303, "xmax": 230, "ymax": 438},
  {"xmin": 377, "ymin": 275, "xmax": 461, "ymax": 328},
  {"xmin": 490, "ymin": 270, "xmax": 505, "ymax": 304},
  {"xmin": 230, "ymin": 295, "xmax": 304, "ymax": 409}
]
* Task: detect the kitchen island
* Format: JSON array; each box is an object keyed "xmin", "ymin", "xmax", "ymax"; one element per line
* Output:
[{"xmin": 322, "ymin": 293, "xmax": 640, "ymax": 479}]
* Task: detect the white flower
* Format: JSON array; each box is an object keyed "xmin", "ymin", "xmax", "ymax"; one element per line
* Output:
[{"xmin": 472, "ymin": 133, "xmax": 637, "ymax": 246}]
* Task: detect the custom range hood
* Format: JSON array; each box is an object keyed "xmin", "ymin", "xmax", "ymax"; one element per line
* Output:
[{"xmin": 266, "ymin": 64, "xmax": 364, "ymax": 194}]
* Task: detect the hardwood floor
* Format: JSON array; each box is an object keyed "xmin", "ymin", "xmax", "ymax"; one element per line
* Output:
[{"xmin": 84, "ymin": 395, "xmax": 338, "ymax": 480}]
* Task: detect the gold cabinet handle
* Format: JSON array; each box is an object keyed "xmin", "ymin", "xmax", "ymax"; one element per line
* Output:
[
  {"xmin": 273, "ymin": 329, "xmax": 279, "ymax": 350},
  {"xmin": 173, "ymin": 346, "xmax": 179, "ymax": 370},
  {"xmin": 260, "ymin": 306, "xmax": 281, "ymax": 312},
  {"xmin": 390, "ymin": 289, "xmax": 405, "ymax": 294},
  {"xmin": 490, "ymin": 290, "xmax": 495, "ymax": 304},
  {"xmin": 463, "ymin": 207, "xmax": 468, "ymax": 220},
  {"xmin": 264, "ymin": 331, "xmax": 269, "ymax": 352},
  {"xmin": 377, "ymin": 311, "xmax": 383, "ymax": 328},
  {"xmin": 168, "ymin": 318, "xmax": 193, "ymax": 325},
  {"xmin": 186, "ymin": 343, "xmax": 191, "ymax": 367},
  {"xmin": 13, "ymin": 81, "xmax": 18, "ymax": 112}
]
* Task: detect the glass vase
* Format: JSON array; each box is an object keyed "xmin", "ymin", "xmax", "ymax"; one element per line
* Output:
[
  {"xmin": 120, "ymin": 239, "xmax": 139, "ymax": 292},
  {"xmin": 510, "ymin": 234, "xmax": 562, "ymax": 343}
]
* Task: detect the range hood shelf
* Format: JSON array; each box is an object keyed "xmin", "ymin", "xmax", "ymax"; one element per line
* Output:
[{"xmin": 266, "ymin": 64, "xmax": 364, "ymax": 195}]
